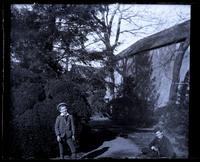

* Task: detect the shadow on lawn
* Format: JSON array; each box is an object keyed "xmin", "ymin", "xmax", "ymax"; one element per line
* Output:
[{"xmin": 81, "ymin": 147, "xmax": 109, "ymax": 159}]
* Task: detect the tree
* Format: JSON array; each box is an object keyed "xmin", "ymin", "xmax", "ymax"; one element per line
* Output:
[
  {"xmin": 9, "ymin": 5, "xmax": 101, "ymax": 159},
  {"xmin": 108, "ymin": 51, "xmax": 159, "ymax": 127},
  {"xmin": 84, "ymin": 4, "xmax": 163, "ymax": 99},
  {"xmin": 135, "ymin": 52, "xmax": 159, "ymax": 125},
  {"xmin": 70, "ymin": 64, "xmax": 107, "ymax": 114}
]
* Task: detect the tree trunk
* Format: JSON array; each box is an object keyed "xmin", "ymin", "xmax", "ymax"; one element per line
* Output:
[
  {"xmin": 168, "ymin": 37, "xmax": 190, "ymax": 106},
  {"xmin": 110, "ymin": 68, "xmax": 115, "ymax": 98}
]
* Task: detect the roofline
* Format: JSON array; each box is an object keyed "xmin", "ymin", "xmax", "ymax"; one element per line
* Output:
[{"xmin": 115, "ymin": 20, "xmax": 190, "ymax": 61}]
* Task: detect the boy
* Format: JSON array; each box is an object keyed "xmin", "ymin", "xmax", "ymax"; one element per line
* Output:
[
  {"xmin": 55, "ymin": 102, "xmax": 76, "ymax": 159},
  {"xmin": 141, "ymin": 127, "xmax": 176, "ymax": 158}
]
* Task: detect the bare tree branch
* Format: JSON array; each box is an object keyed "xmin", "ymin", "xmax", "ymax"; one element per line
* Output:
[
  {"xmin": 113, "ymin": 13, "xmax": 122, "ymax": 48},
  {"xmin": 108, "ymin": 4, "xmax": 119, "ymax": 33},
  {"xmin": 105, "ymin": 5, "xmax": 109, "ymax": 26},
  {"xmin": 119, "ymin": 5, "xmax": 132, "ymax": 13},
  {"xmin": 84, "ymin": 39, "xmax": 102, "ymax": 48},
  {"xmin": 91, "ymin": 12, "xmax": 106, "ymax": 29},
  {"xmin": 119, "ymin": 30, "xmax": 148, "ymax": 36},
  {"xmin": 92, "ymin": 28, "xmax": 106, "ymax": 44}
]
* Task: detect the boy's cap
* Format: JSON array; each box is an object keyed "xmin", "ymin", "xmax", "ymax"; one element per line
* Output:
[
  {"xmin": 57, "ymin": 102, "xmax": 68, "ymax": 111},
  {"xmin": 153, "ymin": 126, "xmax": 163, "ymax": 133}
]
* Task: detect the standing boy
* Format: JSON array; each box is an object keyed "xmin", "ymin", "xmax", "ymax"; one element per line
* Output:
[{"xmin": 55, "ymin": 102, "xmax": 76, "ymax": 159}]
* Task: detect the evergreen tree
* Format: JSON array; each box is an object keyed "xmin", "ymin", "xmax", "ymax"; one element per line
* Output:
[
  {"xmin": 110, "ymin": 52, "xmax": 159, "ymax": 127},
  {"xmin": 134, "ymin": 52, "xmax": 159, "ymax": 126},
  {"xmin": 9, "ymin": 5, "xmax": 100, "ymax": 159}
]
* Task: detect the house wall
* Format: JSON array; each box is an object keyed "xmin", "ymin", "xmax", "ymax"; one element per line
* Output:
[{"xmin": 106, "ymin": 42, "xmax": 190, "ymax": 107}]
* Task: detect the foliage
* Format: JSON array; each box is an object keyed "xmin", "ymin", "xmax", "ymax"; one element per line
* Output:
[
  {"xmin": 108, "ymin": 96, "xmax": 140, "ymax": 125},
  {"xmin": 109, "ymin": 52, "xmax": 158, "ymax": 127},
  {"xmin": 9, "ymin": 5, "xmax": 101, "ymax": 159},
  {"xmin": 70, "ymin": 65, "xmax": 107, "ymax": 114},
  {"xmin": 154, "ymin": 70, "xmax": 189, "ymax": 157},
  {"xmin": 164, "ymin": 70, "xmax": 189, "ymax": 136}
]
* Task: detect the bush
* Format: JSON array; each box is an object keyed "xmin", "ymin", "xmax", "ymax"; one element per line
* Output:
[
  {"xmin": 108, "ymin": 96, "xmax": 146, "ymax": 126},
  {"xmin": 9, "ymin": 78, "xmax": 92, "ymax": 159}
]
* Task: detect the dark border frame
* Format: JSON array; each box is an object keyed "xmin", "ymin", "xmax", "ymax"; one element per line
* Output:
[{"xmin": 1, "ymin": 0, "xmax": 200, "ymax": 160}]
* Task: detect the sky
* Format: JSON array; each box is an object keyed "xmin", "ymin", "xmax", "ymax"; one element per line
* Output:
[{"xmin": 117, "ymin": 4, "xmax": 190, "ymax": 52}]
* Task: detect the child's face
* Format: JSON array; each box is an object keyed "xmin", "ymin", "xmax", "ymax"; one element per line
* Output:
[
  {"xmin": 155, "ymin": 131, "xmax": 163, "ymax": 139},
  {"xmin": 60, "ymin": 106, "xmax": 68, "ymax": 115}
]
